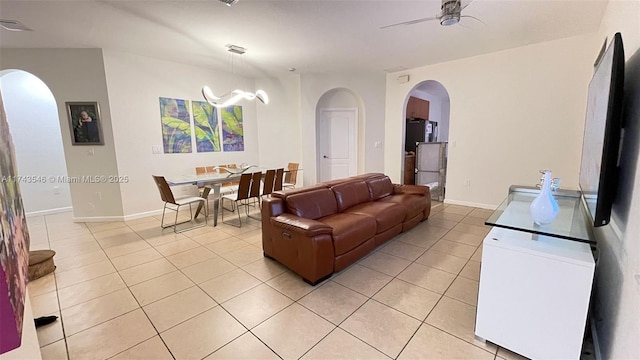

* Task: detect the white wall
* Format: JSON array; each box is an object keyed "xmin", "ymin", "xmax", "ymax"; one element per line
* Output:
[
  {"xmin": 591, "ymin": 1, "xmax": 640, "ymax": 358},
  {"xmin": 102, "ymin": 50, "xmax": 262, "ymax": 216},
  {"xmin": 0, "ymin": 70, "xmax": 71, "ymax": 215},
  {"xmin": 255, "ymin": 75, "xmax": 302, "ymax": 172},
  {"xmin": 300, "ymin": 73, "xmax": 386, "ymax": 185},
  {"xmin": 0, "ymin": 49, "xmax": 124, "ymax": 220},
  {"xmin": 385, "ymin": 34, "xmax": 598, "ymax": 208},
  {"xmin": 441, "ymin": 99, "xmax": 451, "ymax": 142}
]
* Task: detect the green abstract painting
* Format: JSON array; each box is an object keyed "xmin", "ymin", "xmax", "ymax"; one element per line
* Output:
[
  {"xmin": 192, "ymin": 101, "xmax": 221, "ymax": 153},
  {"xmin": 221, "ymin": 105, "xmax": 244, "ymax": 152},
  {"xmin": 159, "ymin": 97, "xmax": 192, "ymax": 153}
]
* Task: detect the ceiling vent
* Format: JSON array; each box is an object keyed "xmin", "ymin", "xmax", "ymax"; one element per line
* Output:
[
  {"xmin": 218, "ymin": 0, "xmax": 239, "ymax": 6},
  {"xmin": 226, "ymin": 44, "xmax": 246, "ymax": 55},
  {"xmin": 384, "ymin": 66, "xmax": 408, "ymax": 73},
  {"xmin": 0, "ymin": 19, "xmax": 32, "ymax": 31}
]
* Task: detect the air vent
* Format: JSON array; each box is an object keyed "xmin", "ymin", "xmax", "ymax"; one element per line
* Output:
[
  {"xmin": 218, "ymin": 0, "xmax": 239, "ymax": 6},
  {"xmin": 0, "ymin": 19, "xmax": 33, "ymax": 31},
  {"xmin": 226, "ymin": 44, "xmax": 246, "ymax": 55},
  {"xmin": 384, "ymin": 66, "xmax": 408, "ymax": 73}
]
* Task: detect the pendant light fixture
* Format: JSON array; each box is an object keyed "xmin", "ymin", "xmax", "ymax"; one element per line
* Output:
[{"xmin": 202, "ymin": 44, "xmax": 269, "ymax": 108}]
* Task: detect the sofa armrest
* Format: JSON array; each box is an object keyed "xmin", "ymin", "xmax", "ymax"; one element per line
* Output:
[
  {"xmin": 271, "ymin": 214, "xmax": 333, "ymax": 237},
  {"xmin": 393, "ymin": 184, "xmax": 430, "ymax": 196},
  {"xmin": 263, "ymin": 213, "xmax": 335, "ymax": 285}
]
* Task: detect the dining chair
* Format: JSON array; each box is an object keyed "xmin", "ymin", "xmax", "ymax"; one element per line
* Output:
[
  {"xmin": 261, "ymin": 169, "xmax": 276, "ymax": 200},
  {"xmin": 247, "ymin": 171, "xmax": 263, "ymax": 220},
  {"xmin": 273, "ymin": 168, "xmax": 284, "ymax": 191},
  {"xmin": 283, "ymin": 162, "xmax": 299, "ymax": 189},
  {"xmin": 226, "ymin": 164, "xmax": 241, "ymax": 187},
  {"xmin": 221, "ymin": 173, "xmax": 252, "ymax": 227},
  {"xmin": 152, "ymin": 175, "xmax": 207, "ymax": 233},
  {"xmin": 206, "ymin": 165, "xmax": 238, "ymax": 195}
]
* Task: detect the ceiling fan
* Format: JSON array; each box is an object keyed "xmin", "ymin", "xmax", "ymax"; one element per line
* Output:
[{"xmin": 380, "ymin": 0, "xmax": 482, "ymax": 29}]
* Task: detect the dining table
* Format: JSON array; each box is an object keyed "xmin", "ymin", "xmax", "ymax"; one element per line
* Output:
[{"xmin": 164, "ymin": 166, "xmax": 298, "ymax": 226}]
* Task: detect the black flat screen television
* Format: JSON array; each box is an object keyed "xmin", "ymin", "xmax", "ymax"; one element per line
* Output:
[{"xmin": 579, "ymin": 32, "xmax": 625, "ymax": 227}]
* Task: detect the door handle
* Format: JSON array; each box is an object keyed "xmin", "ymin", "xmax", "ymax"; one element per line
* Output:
[{"xmin": 323, "ymin": 155, "xmax": 329, "ymax": 159}]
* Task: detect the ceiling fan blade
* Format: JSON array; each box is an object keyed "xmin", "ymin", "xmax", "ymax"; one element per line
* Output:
[
  {"xmin": 460, "ymin": 0, "xmax": 475, "ymax": 11},
  {"xmin": 380, "ymin": 16, "xmax": 440, "ymax": 29},
  {"xmin": 461, "ymin": 14, "xmax": 485, "ymax": 25}
]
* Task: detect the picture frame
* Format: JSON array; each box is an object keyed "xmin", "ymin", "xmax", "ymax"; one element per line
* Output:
[{"xmin": 66, "ymin": 101, "xmax": 104, "ymax": 145}]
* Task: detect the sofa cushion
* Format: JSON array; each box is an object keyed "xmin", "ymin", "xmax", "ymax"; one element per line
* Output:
[
  {"xmin": 366, "ymin": 176, "xmax": 394, "ymax": 201},
  {"xmin": 345, "ymin": 201, "xmax": 406, "ymax": 233},
  {"xmin": 286, "ymin": 188, "xmax": 338, "ymax": 220},
  {"xmin": 320, "ymin": 212, "xmax": 377, "ymax": 256},
  {"xmin": 379, "ymin": 194, "xmax": 427, "ymax": 221},
  {"xmin": 271, "ymin": 184, "xmax": 328, "ymax": 200},
  {"xmin": 331, "ymin": 180, "xmax": 371, "ymax": 212}
]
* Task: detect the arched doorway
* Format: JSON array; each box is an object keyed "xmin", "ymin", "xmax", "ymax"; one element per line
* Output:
[
  {"xmin": 315, "ymin": 88, "xmax": 365, "ymax": 182},
  {"xmin": 0, "ymin": 70, "xmax": 71, "ymax": 215},
  {"xmin": 402, "ymin": 80, "xmax": 451, "ymax": 202}
]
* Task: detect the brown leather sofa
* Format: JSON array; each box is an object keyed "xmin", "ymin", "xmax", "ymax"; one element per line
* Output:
[{"xmin": 261, "ymin": 173, "xmax": 431, "ymax": 285}]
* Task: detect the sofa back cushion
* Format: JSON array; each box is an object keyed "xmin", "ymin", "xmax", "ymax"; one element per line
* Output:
[
  {"xmin": 331, "ymin": 180, "xmax": 371, "ymax": 212},
  {"xmin": 286, "ymin": 188, "xmax": 338, "ymax": 220},
  {"xmin": 366, "ymin": 176, "xmax": 394, "ymax": 200}
]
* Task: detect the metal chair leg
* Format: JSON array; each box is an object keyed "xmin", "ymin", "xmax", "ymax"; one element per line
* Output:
[
  {"xmin": 160, "ymin": 203, "xmax": 168, "ymax": 228},
  {"xmin": 173, "ymin": 206, "xmax": 180, "ymax": 233}
]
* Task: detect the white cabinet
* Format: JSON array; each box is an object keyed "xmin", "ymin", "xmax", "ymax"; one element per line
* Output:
[{"xmin": 475, "ymin": 227, "xmax": 595, "ymax": 359}]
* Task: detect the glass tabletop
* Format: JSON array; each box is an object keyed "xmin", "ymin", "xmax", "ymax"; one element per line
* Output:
[{"xmin": 485, "ymin": 186, "xmax": 596, "ymax": 244}]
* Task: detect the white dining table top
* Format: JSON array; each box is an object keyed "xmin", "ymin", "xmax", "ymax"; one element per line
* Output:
[
  {"xmin": 165, "ymin": 166, "xmax": 300, "ymax": 186},
  {"xmin": 165, "ymin": 172, "xmax": 240, "ymax": 186}
]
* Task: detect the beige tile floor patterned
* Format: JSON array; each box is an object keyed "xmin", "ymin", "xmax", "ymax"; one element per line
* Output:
[{"xmin": 28, "ymin": 203, "xmax": 532, "ymax": 360}]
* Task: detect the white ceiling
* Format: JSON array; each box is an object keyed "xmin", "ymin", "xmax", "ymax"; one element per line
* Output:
[{"xmin": 0, "ymin": 0, "xmax": 608, "ymax": 77}]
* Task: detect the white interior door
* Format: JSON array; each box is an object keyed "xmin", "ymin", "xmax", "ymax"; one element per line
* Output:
[{"xmin": 318, "ymin": 108, "xmax": 357, "ymax": 182}]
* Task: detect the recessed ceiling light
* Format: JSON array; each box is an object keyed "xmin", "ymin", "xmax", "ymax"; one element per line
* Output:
[{"xmin": 0, "ymin": 19, "xmax": 32, "ymax": 31}]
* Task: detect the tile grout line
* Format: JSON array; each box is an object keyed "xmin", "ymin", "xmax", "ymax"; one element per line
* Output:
[
  {"xmin": 99, "ymin": 221, "xmax": 181, "ymax": 359},
  {"xmin": 127, "ymin": 211, "xmax": 276, "ymax": 358},
  {"xmin": 326, "ymin": 211, "xmax": 491, "ymax": 358},
  {"xmin": 294, "ymin": 220, "xmax": 443, "ymax": 359},
  {"xmin": 41, "ymin": 205, "xmax": 493, "ymax": 359},
  {"xmin": 64, "ymin": 221, "xmax": 162, "ymax": 359},
  {"xmin": 44, "ymin": 214, "xmax": 72, "ymax": 360}
]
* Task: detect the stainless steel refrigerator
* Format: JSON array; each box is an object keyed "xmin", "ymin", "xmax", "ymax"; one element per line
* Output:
[
  {"xmin": 406, "ymin": 120, "xmax": 439, "ymax": 154},
  {"xmin": 416, "ymin": 142, "xmax": 447, "ymax": 201}
]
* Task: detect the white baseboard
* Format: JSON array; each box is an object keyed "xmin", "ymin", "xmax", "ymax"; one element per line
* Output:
[
  {"xmin": 25, "ymin": 206, "xmax": 73, "ymax": 217},
  {"xmin": 25, "ymin": 206, "xmax": 164, "ymax": 223},
  {"xmin": 72, "ymin": 209, "xmax": 164, "ymax": 223},
  {"xmin": 72, "ymin": 215, "xmax": 127, "ymax": 223},
  {"xmin": 123, "ymin": 210, "xmax": 163, "ymax": 221},
  {"xmin": 443, "ymin": 198, "xmax": 497, "ymax": 210}
]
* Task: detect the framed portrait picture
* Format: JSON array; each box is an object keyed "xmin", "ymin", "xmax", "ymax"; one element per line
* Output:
[{"xmin": 66, "ymin": 102, "xmax": 104, "ymax": 145}]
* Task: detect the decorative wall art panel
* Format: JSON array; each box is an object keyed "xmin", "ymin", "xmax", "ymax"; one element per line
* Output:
[
  {"xmin": 221, "ymin": 105, "xmax": 244, "ymax": 152},
  {"xmin": 192, "ymin": 101, "xmax": 221, "ymax": 153},
  {"xmin": 0, "ymin": 96, "xmax": 30, "ymax": 354},
  {"xmin": 159, "ymin": 97, "xmax": 192, "ymax": 154}
]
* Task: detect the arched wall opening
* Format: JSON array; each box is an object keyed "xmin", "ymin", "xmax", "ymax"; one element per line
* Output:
[
  {"xmin": 402, "ymin": 80, "xmax": 451, "ymax": 201},
  {"xmin": 315, "ymin": 87, "xmax": 366, "ymax": 182},
  {"xmin": 0, "ymin": 70, "xmax": 71, "ymax": 215}
]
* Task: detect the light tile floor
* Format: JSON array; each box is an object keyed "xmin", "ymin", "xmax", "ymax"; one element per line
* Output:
[{"xmin": 27, "ymin": 203, "xmax": 542, "ymax": 359}]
